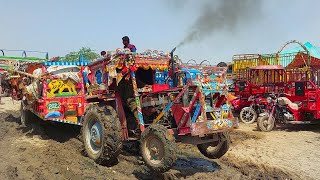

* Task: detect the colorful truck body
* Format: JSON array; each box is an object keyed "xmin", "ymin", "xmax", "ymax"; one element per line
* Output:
[{"xmin": 13, "ymin": 48, "xmax": 237, "ymax": 172}]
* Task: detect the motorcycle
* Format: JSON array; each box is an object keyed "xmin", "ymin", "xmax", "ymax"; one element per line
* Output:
[
  {"xmin": 257, "ymin": 93, "xmax": 302, "ymax": 132},
  {"xmin": 239, "ymin": 94, "xmax": 267, "ymax": 124}
]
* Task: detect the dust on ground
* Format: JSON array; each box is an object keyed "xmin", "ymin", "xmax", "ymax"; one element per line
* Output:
[{"xmin": 0, "ymin": 97, "xmax": 318, "ymax": 179}]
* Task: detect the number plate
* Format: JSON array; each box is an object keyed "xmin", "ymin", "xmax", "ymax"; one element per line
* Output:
[{"xmin": 47, "ymin": 102, "xmax": 61, "ymax": 111}]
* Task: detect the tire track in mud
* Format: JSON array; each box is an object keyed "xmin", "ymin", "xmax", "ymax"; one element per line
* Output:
[
  {"xmin": 224, "ymin": 126, "xmax": 318, "ymax": 180},
  {"xmin": 176, "ymin": 142, "xmax": 300, "ymax": 180},
  {"xmin": 220, "ymin": 156, "xmax": 302, "ymax": 180},
  {"xmin": 0, "ymin": 111, "xmax": 296, "ymax": 180}
]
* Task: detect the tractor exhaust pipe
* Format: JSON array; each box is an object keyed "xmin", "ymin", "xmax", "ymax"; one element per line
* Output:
[
  {"xmin": 170, "ymin": 47, "xmax": 177, "ymax": 87},
  {"xmin": 171, "ymin": 47, "xmax": 177, "ymax": 55}
]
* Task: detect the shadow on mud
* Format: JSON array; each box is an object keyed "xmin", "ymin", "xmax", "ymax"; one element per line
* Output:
[
  {"xmin": 132, "ymin": 156, "xmax": 220, "ymax": 180},
  {"xmin": 249, "ymin": 123, "xmax": 320, "ymax": 134},
  {"xmin": 230, "ymin": 117, "xmax": 320, "ymax": 134},
  {"xmin": 37, "ymin": 122, "xmax": 81, "ymax": 142},
  {"xmin": 276, "ymin": 124, "xmax": 320, "ymax": 133},
  {"xmin": 4, "ymin": 111, "xmax": 20, "ymax": 123},
  {"xmin": 3, "ymin": 110, "xmax": 81, "ymax": 143}
]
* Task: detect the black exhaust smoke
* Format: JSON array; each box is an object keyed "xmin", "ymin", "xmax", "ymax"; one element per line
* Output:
[{"xmin": 171, "ymin": 0, "xmax": 262, "ymax": 48}]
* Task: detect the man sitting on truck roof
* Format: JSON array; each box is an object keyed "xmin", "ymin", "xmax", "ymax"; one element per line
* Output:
[{"xmin": 122, "ymin": 36, "xmax": 137, "ymax": 53}]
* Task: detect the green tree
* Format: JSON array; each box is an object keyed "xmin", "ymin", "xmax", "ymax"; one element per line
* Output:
[{"xmin": 61, "ymin": 47, "xmax": 99, "ymax": 62}]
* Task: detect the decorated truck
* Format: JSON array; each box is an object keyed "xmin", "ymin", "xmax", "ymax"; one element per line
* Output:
[
  {"xmin": 14, "ymin": 48, "xmax": 237, "ymax": 172},
  {"xmin": 180, "ymin": 60, "xmax": 234, "ymax": 91}
]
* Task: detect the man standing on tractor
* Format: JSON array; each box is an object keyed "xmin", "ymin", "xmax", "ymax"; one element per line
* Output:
[
  {"xmin": 119, "ymin": 36, "xmax": 141, "ymax": 136},
  {"xmin": 100, "ymin": 50, "xmax": 107, "ymax": 57},
  {"xmin": 122, "ymin": 36, "xmax": 137, "ymax": 52}
]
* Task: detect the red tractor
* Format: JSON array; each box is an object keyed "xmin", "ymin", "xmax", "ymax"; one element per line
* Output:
[{"xmin": 15, "ymin": 49, "xmax": 237, "ymax": 172}]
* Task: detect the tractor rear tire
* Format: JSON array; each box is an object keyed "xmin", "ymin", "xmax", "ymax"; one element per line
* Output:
[
  {"xmin": 82, "ymin": 105, "xmax": 122, "ymax": 165},
  {"xmin": 197, "ymin": 132, "xmax": 230, "ymax": 159},
  {"xmin": 140, "ymin": 124, "xmax": 177, "ymax": 173},
  {"xmin": 257, "ymin": 116, "xmax": 275, "ymax": 132}
]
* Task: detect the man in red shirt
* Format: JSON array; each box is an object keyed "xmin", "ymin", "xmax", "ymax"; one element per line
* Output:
[{"xmin": 122, "ymin": 36, "xmax": 137, "ymax": 52}]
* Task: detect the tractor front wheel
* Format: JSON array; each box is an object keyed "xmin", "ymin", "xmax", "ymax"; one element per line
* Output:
[
  {"xmin": 140, "ymin": 124, "xmax": 177, "ymax": 173},
  {"xmin": 197, "ymin": 132, "xmax": 230, "ymax": 159},
  {"xmin": 82, "ymin": 105, "xmax": 122, "ymax": 164}
]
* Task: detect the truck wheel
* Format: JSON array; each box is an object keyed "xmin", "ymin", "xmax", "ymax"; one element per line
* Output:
[
  {"xmin": 239, "ymin": 107, "xmax": 257, "ymax": 124},
  {"xmin": 140, "ymin": 124, "xmax": 177, "ymax": 173},
  {"xmin": 82, "ymin": 105, "xmax": 122, "ymax": 164},
  {"xmin": 20, "ymin": 102, "xmax": 33, "ymax": 127},
  {"xmin": 257, "ymin": 116, "xmax": 275, "ymax": 132},
  {"xmin": 197, "ymin": 132, "xmax": 230, "ymax": 159}
]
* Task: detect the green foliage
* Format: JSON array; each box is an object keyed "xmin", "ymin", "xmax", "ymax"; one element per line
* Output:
[{"xmin": 61, "ymin": 47, "xmax": 99, "ymax": 62}]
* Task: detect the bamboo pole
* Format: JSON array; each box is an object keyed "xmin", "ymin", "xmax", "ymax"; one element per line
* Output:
[{"xmin": 7, "ymin": 69, "xmax": 50, "ymax": 80}]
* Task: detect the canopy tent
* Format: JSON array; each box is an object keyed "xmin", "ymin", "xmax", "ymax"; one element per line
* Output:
[
  {"xmin": 287, "ymin": 52, "xmax": 320, "ymax": 69},
  {"xmin": 279, "ymin": 42, "xmax": 320, "ymax": 67}
]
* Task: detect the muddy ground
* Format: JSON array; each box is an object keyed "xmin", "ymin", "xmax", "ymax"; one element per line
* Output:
[{"xmin": 0, "ymin": 97, "xmax": 319, "ymax": 180}]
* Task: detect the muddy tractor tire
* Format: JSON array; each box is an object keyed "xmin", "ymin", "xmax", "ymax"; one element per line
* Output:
[
  {"xmin": 197, "ymin": 132, "xmax": 230, "ymax": 159},
  {"xmin": 140, "ymin": 124, "xmax": 177, "ymax": 173},
  {"xmin": 20, "ymin": 102, "xmax": 33, "ymax": 127},
  {"xmin": 239, "ymin": 107, "xmax": 257, "ymax": 124},
  {"xmin": 82, "ymin": 105, "xmax": 122, "ymax": 164},
  {"xmin": 257, "ymin": 116, "xmax": 275, "ymax": 132}
]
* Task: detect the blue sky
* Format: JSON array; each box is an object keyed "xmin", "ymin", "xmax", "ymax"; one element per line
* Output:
[{"xmin": 1, "ymin": 0, "xmax": 319, "ymax": 64}]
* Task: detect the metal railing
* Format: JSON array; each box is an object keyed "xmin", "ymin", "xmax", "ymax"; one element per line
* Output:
[{"xmin": 0, "ymin": 49, "xmax": 49, "ymax": 60}]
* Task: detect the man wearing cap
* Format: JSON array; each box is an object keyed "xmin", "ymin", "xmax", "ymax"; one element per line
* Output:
[{"xmin": 122, "ymin": 36, "xmax": 137, "ymax": 52}]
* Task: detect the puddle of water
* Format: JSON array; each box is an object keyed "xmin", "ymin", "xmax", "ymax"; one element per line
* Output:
[{"xmin": 174, "ymin": 157, "xmax": 219, "ymax": 172}]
